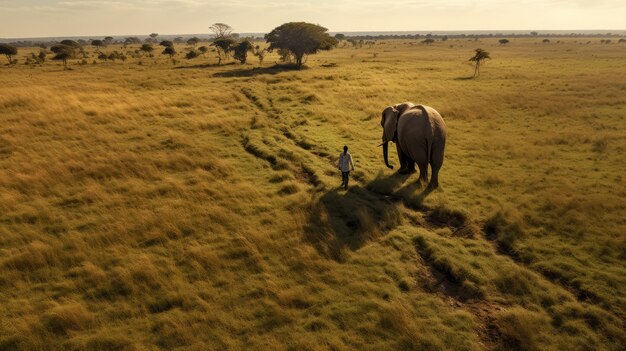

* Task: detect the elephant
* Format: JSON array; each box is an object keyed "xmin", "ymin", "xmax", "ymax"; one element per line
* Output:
[{"xmin": 380, "ymin": 102, "xmax": 447, "ymax": 189}]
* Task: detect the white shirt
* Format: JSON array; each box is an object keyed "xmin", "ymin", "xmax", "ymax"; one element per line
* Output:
[{"xmin": 338, "ymin": 152, "xmax": 354, "ymax": 172}]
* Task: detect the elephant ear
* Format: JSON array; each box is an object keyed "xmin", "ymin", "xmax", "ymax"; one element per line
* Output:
[
  {"xmin": 382, "ymin": 106, "xmax": 398, "ymax": 142},
  {"xmin": 393, "ymin": 102, "xmax": 414, "ymax": 116}
]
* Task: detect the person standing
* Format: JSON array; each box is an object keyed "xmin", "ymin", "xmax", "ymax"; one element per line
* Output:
[{"xmin": 338, "ymin": 145, "xmax": 355, "ymax": 190}]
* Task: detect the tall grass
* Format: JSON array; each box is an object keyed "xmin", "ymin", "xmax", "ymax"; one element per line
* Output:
[{"xmin": 0, "ymin": 38, "xmax": 624, "ymax": 350}]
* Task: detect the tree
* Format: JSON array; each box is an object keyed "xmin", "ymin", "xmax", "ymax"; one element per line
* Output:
[
  {"xmin": 51, "ymin": 45, "xmax": 76, "ymax": 68},
  {"xmin": 253, "ymin": 46, "xmax": 266, "ymax": 64},
  {"xmin": 150, "ymin": 33, "xmax": 159, "ymax": 39},
  {"xmin": 232, "ymin": 40, "xmax": 253, "ymax": 64},
  {"xmin": 162, "ymin": 46, "xmax": 176, "ymax": 58},
  {"xmin": 334, "ymin": 33, "xmax": 345, "ymax": 40},
  {"xmin": 543, "ymin": 39, "xmax": 550, "ymax": 44},
  {"xmin": 186, "ymin": 37, "xmax": 200, "ymax": 47},
  {"xmin": 160, "ymin": 40, "xmax": 174, "ymax": 47},
  {"xmin": 0, "ymin": 44, "xmax": 18, "ymax": 64},
  {"xmin": 91, "ymin": 39, "xmax": 105, "ymax": 51},
  {"xmin": 469, "ymin": 48, "xmax": 490, "ymax": 77},
  {"xmin": 421, "ymin": 38, "xmax": 435, "ymax": 45},
  {"xmin": 60, "ymin": 39, "xmax": 80, "ymax": 48},
  {"xmin": 265, "ymin": 22, "xmax": 338, "ymax": 68},
  {"xmin": 499, "ymin": 39, "xmax": 510, "ymax": 45},
  {"xmin": 173, "ymin": 37, "xmax": 184, "ymax": 44},
  {"xmin": 104, "ymin": 36, "xmax": 114, "ymax": 44},
  {"xmin": 198, "ymin": 46, "xmax": 209, "ymax": 56},
  {"xmin": 212, "ymin": 37, "xmax": 235, "ymax": 64},
  {"xmin": 124, "ymin": 37, "xmax": 141, "ymax": 47},
  {"xmin": 209, "ymin": 23, "xmax": 233, "ymax": 38},
  {"xmin": 530, "ymin": 31, "xmax": 538, "ymax": 36},
  {"xmin": 140, "ymin": 44, "xmax": 154, "ymax": 55}
]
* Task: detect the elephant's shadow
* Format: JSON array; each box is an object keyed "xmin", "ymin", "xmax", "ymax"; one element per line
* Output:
[{"xmin": 303, "ymin": 172, "xmax": 433, "ymax": 262}]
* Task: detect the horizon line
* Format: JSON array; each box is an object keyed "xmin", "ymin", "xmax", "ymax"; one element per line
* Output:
[{"xmin": 3, "ymin": 29, "xmax": 626, "ymax": 41}]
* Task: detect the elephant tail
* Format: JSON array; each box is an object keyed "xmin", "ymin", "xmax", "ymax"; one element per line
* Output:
[{"xmin": 416, "ymin": 105, "xmax": 433, "ymax": 165}]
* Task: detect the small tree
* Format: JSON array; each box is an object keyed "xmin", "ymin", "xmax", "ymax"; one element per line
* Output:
[
  {"xmin": 421, "ymin": 38, "xmax": 435, "ymax": 45},
  {"xmin": 91, "ymin": 39, "xmax": 105, "ymax": 51},
  {"xmin": 469, "ymin": 48, "xmax": 490, "ymax": 77},
  {"xmin": 186, "ymin": 50, "xmax": 199, "ymax": 59},
  {"xmin": 124, "ymin": 37, "xmax": 141, "ymax": 47},
  {"xmin": 38, "ymin": 51, "xmax": 47, "ymax": 63},
  {"xmin": 265, "ymin": 22, "xmax": 338, "ymax": 68},
  {"xmin": 187, "ymin": 37, "xmax": 200, "ymax": 47},
  {"xmin": 150, "ymin": 33, "xmax": 159, "ymax": 39},
  {"xmin": 499, "ymin": 39, "xmax": 510, "ymax": 45},
  {"xmin": 160, "ymin": 40, "xmax": 173, "ymax": 47},
  {"xmin": 542, "ymin": 39, "xmax": 550, "ymax": 44},
  {"xmin": 334, "ymin": 33, "xmax": 346, "ymax": 40},
  {"xmin": 0, "ymin": 44, "xmax": 18, "ymax": 64},
  {"xmin": 60, "ymin": 39, "xmax": 80, "ymax": 48},
  {"xmin": 253, "ymin": 46, "xmax": 266, "ymax": 64},
  {"xmin": 51, "ymin": 45, "xmax": 76, "ymax": 68},
  {"xmin": 212, "ymin": 37, "xmax": 235, "ymax": 64},
  {"xmin": 209, "ymin": 23, "xmax": 233, "ymax": 38},
  {"xmin": 232, "ymin": 40, "xmax": 253, "ymax": 64},
  {"xmin": 140, "ymin": 44, "xmax": 154, "ymax": 56},
  {"xmin": 162, "ymin": 46, "xmax": 176, "ymax": 58},
  {"xmin": 530, "ymin": 31, "xmax": 538, "ymax": 36},
  {"xmin": 198, "ymin": 46, "xmax": 209, "ymax": 57},
  {"xmin": 104, "ymin": 36, "xmax": 114, "ymax": 44}
]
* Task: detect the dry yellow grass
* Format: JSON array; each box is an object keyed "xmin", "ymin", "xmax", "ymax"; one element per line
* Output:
[{"xmin": 0, "ymin": 38, "xmax": 625, "ymax": 350}]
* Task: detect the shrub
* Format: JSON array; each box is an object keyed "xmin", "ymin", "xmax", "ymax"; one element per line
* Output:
[
  {"xmin": 212, "ymin": 37, "xmax": 235, "ymax": 64},
  {"xmin": 232, "ymin": 40, "xmax": 253, "ymax": 64},
  {"xmin": 162, "ymin": 46, "xmax": 176, "ymax": 58},
  {"xmin": 185, "ymin": 50, "xmax": 198, "ymax": 59},
  {"xmin": 0, "ymin": 44, "xmax": 18, "ymax": 64},
  {"xmin": 140, "ymin": 44, "xmax": 153, "ymax": 55}
]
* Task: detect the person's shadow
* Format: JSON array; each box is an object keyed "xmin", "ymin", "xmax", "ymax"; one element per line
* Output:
[{"xmin": 303, "ymin": 172, "xmax": 434, "ymax": 262}]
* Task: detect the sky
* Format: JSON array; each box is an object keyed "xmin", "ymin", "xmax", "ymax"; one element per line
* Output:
[{"xmin": 0, "ymin": 0, "xmax": 625, "ymax": 38}]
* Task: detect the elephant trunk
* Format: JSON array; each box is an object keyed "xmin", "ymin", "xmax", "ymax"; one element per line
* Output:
[{"xmin": 383, "ymin": 141, "xmax": 393, "ymax": 169}]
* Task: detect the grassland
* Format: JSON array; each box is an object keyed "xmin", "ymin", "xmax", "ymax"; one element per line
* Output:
[{"xmin": 0, "ymin": 38, "xmax": 625, "ymax": 350}]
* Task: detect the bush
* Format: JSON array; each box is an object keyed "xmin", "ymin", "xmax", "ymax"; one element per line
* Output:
[
  {"xmin": 162, "ymin": 46, "xmax": 176, "ymax": 58},
  {"xmin": 185, "ymin": 50, "xmax": 198, "ymax": 59},
  {"xmin": 232, "ymin": 40, "xmax": 252, "ymax": 64},
  {"xmin": 0, "ymin": 43, "xmax": 18, "ymax": 64}
]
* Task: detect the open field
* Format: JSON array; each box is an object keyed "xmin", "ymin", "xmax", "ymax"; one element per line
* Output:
[{"xmin": 1, "ymin": 38, "xmax": 625, "ymax": 350}]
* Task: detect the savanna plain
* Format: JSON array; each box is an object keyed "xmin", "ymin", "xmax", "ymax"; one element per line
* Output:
[{"xmin": 0, "ymin": 37, "xmax": 625, "ymax": 351}]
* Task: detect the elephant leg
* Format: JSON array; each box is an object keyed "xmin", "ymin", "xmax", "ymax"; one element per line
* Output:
[
  {"xmin": 428, "ymin": 145, "xmax": 444, "ymax": 189},
  {"xmin": 397, "ymin": 144, "xmax": 410, "ymax": 174},
  {"xmin": 417, "ymin": 163, "xmax": 428, "ymax": 184},
  {"xmin": 405, "ymin": 157, "xmax": 416, "ymax": 173}
]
